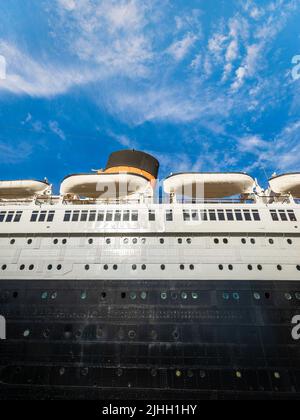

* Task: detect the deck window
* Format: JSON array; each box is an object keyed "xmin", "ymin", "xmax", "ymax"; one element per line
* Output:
[
  {"xmin": 115, "ymin": 211, "xmax": 122, "ymax": 222},
  {"xmin": 252, "ymin": 210, "xmax": 261, "ymax": 221},
  {"xmin": 191, "ymin": 210, "xmax": 199, "ymax": 221},
  {"xmin": 235, "ymin": 210, "xmax": 243, "ymax": 221},
  {"xmin": 279, "ymin": 210, "xmax": 288, "ymax": 221},
  {"xmin": 0, "ymin": 212, "xmax": 6, "ymax": 222},
  {"xmin": 47, "ymin": 211, "xmax": 55, "ymax": 222},
  {"xmin": 288, "ymin": 210, "xmax": 297, "ymax": 222},
  {"xmin": 200, "ymin": 210, "xmax": 208, "ymax": 221},
  {"xmin": 72, "ymin": 211, "xmax": 80, "ymax": 222},
  {"xmin": 209, "ymin": 210, "xmax": 217, "ymax": 221},
  {"xmin": 106, "ymin": 211, "xmax": 113, "ymax": 222},
  {"xmin": 226, "ymin": 210, "xmax": 234, "ymax": 221},
  {"xmin": 80, "ymin": 211, "xmax": 88, "ymax": 222},
  {"xmin": 97, "ymin": 211, "xmax": 104, "ymax": 222},
  {"xmin": 89, "ymin": 211, "xmax": 96, "ymax": 222},
  {"xmin": 149, "ymin": 210, "xmax": 156, "ymax": 221},
  {"xmin": 38, "ymin": 211, "xmax": 47, "ymax": 222},
  {"xmin": 166, "ymin": 210, "xmax": 173, "ymax": 222},
  {"xmin": 123, "ymin": 210, "xmax": 130, "ymax": 222},
  {"xmin": 64, "ymin": 211, "xmax": 71, "ymax": 222},
  {"xmin": 183, "ymin": 210, "xmax": 190, "ymax": 221},
  {"xmin": 270, "ymin": 210, "xmax": 279, "ymax": 221},
  {"xmin": 6, "ymin": 212, "xmax": 14, "ymax": 223},
  {"xmin": 132, "ymin": 211, "xmax": 139, "ymax": 222},
  {"xmin": 14, "ymin": 211, "xmax": 23, "ymax": 222},
  {"xmin": 217, "ymin": 210, "xmax": 225, "ymax": 221},
  {"xmin": 30, "ymin": 211, "xmax": 39, "ymax": 222},
  {"xmin": 244, "ymin": 210, "xmax": 252, "ymax": 221}
]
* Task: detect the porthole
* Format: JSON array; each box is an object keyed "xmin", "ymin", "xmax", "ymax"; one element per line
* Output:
[
  {"xmin": 295, "ymin": 292, "xmax": 300, "ymax": 300},
  {"xmin": 287, "ymin": 239, "xmax": 293, "ymax": 245},
  {"xmin": 57, "ymin": 265, "xmax": 62, "ymax": 271},
  {"xmin": 10, "ymin": 239, "xmax": 15, "ymax": 245},
  {"xmin": 141, "ymin": 238, "xmax": 146, "ymax": 244},
  {"xmin": 140, "ymin": 292, "xmax": 147, "ymax": 300},
  {"xmin": 141, "ymin": 265, "xmax": 147, "ymax": 271},
  {"xmin": 128, "ymin": 330, "xmax": 136, "ymax": 339},
  {"xmin": 29, "ymin": 265, "xmax": 34, "ymax": 271},
  {"xmin": 233, "ymin": 293, "xmax": 240, "ymax": 301},
  {"xmin": 173, "ymin": 331, "xmax": 180, "ymax": 340},
  {"xmin": 219, "ymin": 265, "xmax": 224, "ymax": 271},
  {"xmin": 47, "ymin": 265, "xmax": 53, "ymax": 271},
  {"xmin": 175, "ymin": 370, "xmax": 182, "ymax": 378},
  {"xmin": 186, "ymin": 238, "xmax": 192, "ymax": 244},
  {"xmin": 241, "ymin": 238, "xmax": 246, "ymax": 244},
  {"xmin": 254, "ymin": 292, "xmax": 261, "ymax": 300},
  {"xmin": 132, "ymin": 265, "xmax": 137, "ymax": 271},
  {"xmin": 51, "ymin": 292, "xmax": 57, "ymax": 300},
  {"xmin": 101, "ymin": 292, "xmax": 106, "ymax": 299},
  {"xmin": 248, "ymin": 265, "xmax": 253, "ymax": 271},
  {"xmin": 13, "ymin": 291, "xmax": 18, "ymax": 299},
  {"xmin": 41, "ymin": 292, "xmax": 48, "ymax": 300},
  {"xmin": 228, "ymin": 265, "xmax": 233, "ymax": 271},
  {"xmin": 199, "ymin": 371, "xmax": 206, "ymax": 379},
  {"xmin": 20, "ymin": 265, "xmax": 25, "ymax": 271},
  {"xmin": 23, "ymin": 330, "xmax": 30, "ymax": 338},
  {"xmin": 161, "ymin": 292, "xmax": 167, "ymax": 300},
  {"xmin": 190, "ymin": 265, "xmax": 195, "ymax": 271},
  {"xmin": 106, "ymin": 238, "xmax": 111, "ymax": 245},
  {"xmin": 151, "ymin": 369, "xmax": 157, "ymax": 377},
  {"xmin": 257, "ymin": 265, "xmax": 263, "ymax": 271},
  {"xmin": 236, "ymin": 371, "xmax": 242, "ymax": 379},
  {"xmin": 121, "ymin": 292, "xmax": 126, "ymax": 299},
  {"xmin": 284, "ymin": 293, "xmax": 292, "ymax": 301},
  {"xmin": 297, "ymin": 265, "xmax": 300, "ymax": 272},
  {"xmin": 113, "ymin": 265, "xmax": 118, "ymax": 271},
  {"xmin": 123, "ymin": 238, "xmax": 129, "ymax": 244},
  {"xmin": 265, "ymin": 292, "xmax": 271, "ymax": 300},
  {"xmin": 160, "ymin": 238, "xmax": 165, "ymax": 244},
  {"xmin": 223, "ymin": 292, "xmax": 230, "ymax": 301},
  {"xmin": 180, "ymin": 264, "xmax": 185, "ymax": 270},
  {"xmin": 81, "ymin": 291, "xmax": 87, "ymax": 300},
  {"xmin": 274, "ymin": 372, "xmax": 281, "ymax": 380},
  {"xmin": 104, "ymin": 265, "xmax": 109, "ymax": 271},
  {"xmin": 27, "ymin": 239, "xmax": 32, "ymax": 245},
  {"xmin": 130, "ymin": 292, "xmax": 137, "ymax": 301},
  {"xmin": 178, "ymin": 238, "xmax": 183, "ymax": 244},
  {"xmin": 161, "ymin": 265, "xmax": 166, "ymax": 271},
  {"xmin": 269, "ymin": 239, "xmax": 274, "ymax": 245},
  {"xmin": 214, "ymin": 238, "xmax": 219, "ymax": 244},
  {"xmin": 85, "ymin": 265, "xmax": 90, "ymax": 271},
  {"xmin": 192, "ymin": 292, "xmax": 199, "ymax": 300},
  {"xmin": 116, "ymin": 369, "xmax": 123, "ymax": 377},
  {"xmin": 250, "ymin": 239, "xmax": 256, "ymax": 245},
  {"xmin": 132, "ymin": 238, "xmax": 138, "ymax": 244},
  {"xmin": 181, "ymin": 292, "xmax": 188, "ymax": 300},
  {"xmin": 223, "ymin": 238, "xmax": 228, "ymax": 244},
  {"xmin": 53, "ymin": 239, "xmax": 58, "ymax": 245},
  {"xmin": 88, "ymin": 239, "xmax": 93, "ymax": 245},
  {"xmin": 277, "ymin": 265, "xmax": 282, "ymax": 271},
  {"xmin": 1, "ymin": 265, "xmax": 7, "ymax": 271},
  {"xmin": 62, "ymin": 239, "xmax": 67, "ymax": 245},
  {"xmin": 187, "ymin": 370, "xmax": 194, "ymax": 378}
]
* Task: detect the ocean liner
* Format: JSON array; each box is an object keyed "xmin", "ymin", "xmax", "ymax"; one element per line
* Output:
[{"xmin": 0, "ymin": 149, "xmax": 300, "ymax": 400}]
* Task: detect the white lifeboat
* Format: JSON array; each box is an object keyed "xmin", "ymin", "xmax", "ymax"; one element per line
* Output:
[
  {"xmin": 60, "ymin": 173, "xmax": 151, "ymax": 199},
  {"xmin": 164, "ymin": 173, "xmax": 255, "ymax": 198},
  {"xmin": 0, "ymin": 180, "xmax": 51, "ymax": 199},
  {"xmin": 269, "ymin": 173, "xmax": 300, "ymax": 197}
]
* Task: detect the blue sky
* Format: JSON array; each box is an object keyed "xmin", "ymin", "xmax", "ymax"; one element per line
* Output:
[{"xmin": 0, "ymin": 0, "xmax": 300, "ymax": 192}]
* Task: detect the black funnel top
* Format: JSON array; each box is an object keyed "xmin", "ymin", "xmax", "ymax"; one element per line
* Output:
[{"xmin": 105, "ymin": 150, "xmax": 160, "ymax": 179}]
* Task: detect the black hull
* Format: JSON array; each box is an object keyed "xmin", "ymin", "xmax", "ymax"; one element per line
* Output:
[{"xmin": 0, "ymin": 279, "xmax": 300, "ymax": 400}]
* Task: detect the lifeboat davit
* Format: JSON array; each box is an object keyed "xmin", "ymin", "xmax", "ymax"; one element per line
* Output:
[
  {"xmin": 269, "ymin": 173, "xmax": 300, "ymax": 197},
  {"xmin": 164, "ymin": 173, "xmax": 255, "ymax": 198},
  {"xmin": 60, "ymin": 150, "xmax": 159, "ymax": 199},
  {"xmin": 0, "ymin": 180, "xmax": 51, "ymax": 199}
]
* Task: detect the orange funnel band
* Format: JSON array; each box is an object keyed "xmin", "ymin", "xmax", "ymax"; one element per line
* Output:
[{"xmin": 103, "ymin": 166, "xmax": 156, "ymax": 183}]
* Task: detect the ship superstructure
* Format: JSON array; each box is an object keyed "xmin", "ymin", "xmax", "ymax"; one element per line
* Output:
[{"xmin": 0, "ymin": 150, "xmax": 300, "ymax": 400}]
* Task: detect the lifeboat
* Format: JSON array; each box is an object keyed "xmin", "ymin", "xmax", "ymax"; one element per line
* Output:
[
  {"xmin": 60, "ymin": 150, "xmax": 159, "ymax": 199},
  {"xmin": 0, "ymin": 180, "xmax": 51, "ymax": 199},
  {"xmin": 269, "ymin": 173, "xmax": 300, "ymax": 197},
  {"xmin": 164, "ymin": 173, "xmax": 255, "ymax": 198}
]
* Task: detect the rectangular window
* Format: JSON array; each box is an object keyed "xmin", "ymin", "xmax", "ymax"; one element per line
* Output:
[
  {"xmin": 288, "ymin": 210, "xmax": 297, "ymax": 222},
  {"xmin": 149, "ymin": 210, "xmax": 156, "ymax": 222},
  {"xmin": 226, "ymin": 210, "xmax": 234, "ymax": 221},
  {"xmin": 6, "ymin": 212, "xmax": 14, "ymax": 223},
  {"xmin": 106, "ymin": 211, "xmax": 113, "ymax": 222},
  {"xmin": 80, "ymin": 211, "xmax": 88, "ymax": 222},
  {"xmin": 47, "ymin": 211, "xmax": 55, "ymax": 222},
  {"xmin": 252, "ymin": 210, "xmax": 261, "ymax": 221},
  {"xmin": 270, "ymin": 210, "xmax": 279, "ymax": 221},
  {"xmin": 123, "ymin": 210, "xmax": 130, "ymax": 222},
  {"xmin": 235, "ymin": 210, "xmax": 243, "ymax": 221},
  {"xmin": 200, "ymin": 210, "xmax": 208, "ymax": 221},
  {"xmin": 132, "ymin": 211, "xmax": 139, "ymax": 222},
  {"xmin": 166, "ymin": 210, "xmax": 173, "ymax": 221},
  {"xmin": 14, "ymin": 212, "xmax": 23, "ymax": 222},
  {"xmin": 0, "ymin": 212, "xmax": 6, "ymax": 222},
  {"xmin": 64, "ymin": 211, "xmax": 71, "ymax": 222},
  {"xmin": 209, "ymin": 210, "xmax": 217, "ymax": 221},
  {"xmin": 30, "ymin": 211, "xmax": 39, "ymax": 222},
  {"xmin": 115, "ymin": 211, "xmax": 122, "ymax": 222},
  {"xmin": 191, "ymin": 210, "xmax": 199, "ymax": 221},
  {"xmin": 89, "ymin": 211, "xmax": 96, "ymax": 222},
  {"xmin": 244, "ymin": 210, "xmax": 252, "ymax": 221},
  {"xmin": 183, "ymin": 210, "xmax": 190, "ymax": 221},
  {"xmin": 217, "ymin": 210, "xmax": 225, "ymax": 221},
  {"xmin": 279, "ymin": 210, "xmax": 288, "ymax": 221},
  {"xmin": 72, "ymin": 211, "xmax": 80, "ymax": 222},
  {"xmin": 38, "ymin": 211, "xmax": 47, "ymax": 222},
  {"xmin": 97, "ymin": 211, "xmax": 104, "ymax": 222}
]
